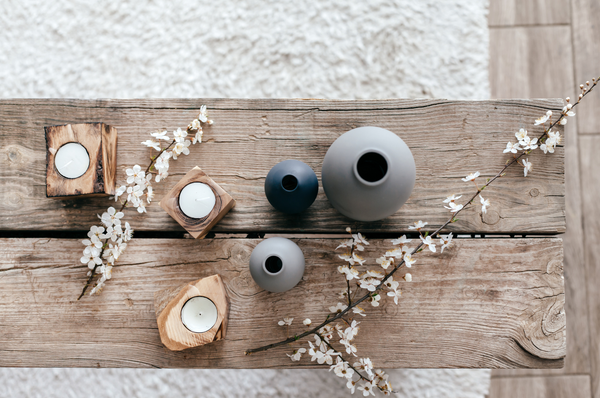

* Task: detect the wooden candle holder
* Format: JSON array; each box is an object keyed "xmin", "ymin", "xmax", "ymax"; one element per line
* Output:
[
  {"xmin": 45, "ymin": 123, "xmax": 117, "ymax": 198},
  {"xmin": 154, "ymin": 274, "xmax": 230, "ymax": 351},
  {"xmin": 159, "ymin": 166, "xmax": 235, "ymax": 239}
]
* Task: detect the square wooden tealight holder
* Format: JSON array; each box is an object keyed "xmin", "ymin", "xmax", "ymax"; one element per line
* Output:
[
  {"xmin": 45, "ymin": 123, "xmax": 117, "ymax": 198},
  {"xmin": 154, "ymin": 274, "xmax": 230, "ymax": 351},
  {"xmin": 159, "ymin": 166, "xmax": 235, "ymax": 239}
]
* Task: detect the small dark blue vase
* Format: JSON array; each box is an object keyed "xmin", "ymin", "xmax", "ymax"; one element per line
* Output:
[{"xmin": 264, "ymin": 160, "xmax": 318, "ymax": 214}]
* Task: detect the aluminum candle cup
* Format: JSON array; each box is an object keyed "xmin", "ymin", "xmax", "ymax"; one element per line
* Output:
[
  {"xmin": 178, "ymin": 182, "xmax": 217, "ymax": 219},
  {"xmin": 180, "ymin": 296, "xmax": 218, "ymax": 333},
  {"xmin": 54, "ymin": 142, "xmax": 90, "ymax": 179}
]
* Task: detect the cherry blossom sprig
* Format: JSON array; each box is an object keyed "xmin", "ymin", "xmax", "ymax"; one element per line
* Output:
[
  {"xmin": 77, "ymin": 106, "xmax": 213, "ymax": 299},
  {"xmin": 246, "ymin": 77, "xmax": 599, "ymax": 395}
]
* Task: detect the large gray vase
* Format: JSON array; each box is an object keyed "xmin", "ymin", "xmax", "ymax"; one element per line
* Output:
[
  {"xmin": 321, "ymin": 126, "xmax": 416, "ymax": 221},
  {"xmin": 249, "ymin": 237, "xmax": 305, "ymax": 293}
]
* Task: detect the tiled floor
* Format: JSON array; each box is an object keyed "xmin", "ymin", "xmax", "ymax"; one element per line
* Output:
[{"xmin": 488, "ymin": 0, "xmax": 600, "ymax": 397}]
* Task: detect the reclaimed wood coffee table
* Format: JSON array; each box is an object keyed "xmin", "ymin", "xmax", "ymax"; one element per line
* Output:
[{"xmin": 0, "ymin": 98, "xmax": 565, "ymax": 369}]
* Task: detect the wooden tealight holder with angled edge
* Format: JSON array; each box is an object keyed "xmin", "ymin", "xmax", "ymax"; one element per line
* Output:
[
  {"xmin": 159, "ymin": 166, "xmax": 235, "ymax": 239},
  {"xmin": 45, "ymin": 123, "xmax": 117, "ymax": 198},
  {"xmin": 154, "ymin": 274, "xmax": 230, "ymax": 351}
]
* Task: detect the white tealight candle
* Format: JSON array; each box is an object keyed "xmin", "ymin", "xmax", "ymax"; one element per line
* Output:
[
  {"xmin": 178, "ymin": 182, "xmax": 216, "ymax": 219},
  {"xmin": 54, "ymin": 142, "xmax": 90, "ymax": 179},
  {"xmin": 181, "ymin": 296, "xmax": 218, "ymax": 333}
]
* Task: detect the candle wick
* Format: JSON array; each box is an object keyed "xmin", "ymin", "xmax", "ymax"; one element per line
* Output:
[
  {"xmin": 62, "ymin": 159, "xmax": 73, "ymax": 168},
  {"xmin": 199, "ymin": 312, "xmax": 202, "ymax": 316}
]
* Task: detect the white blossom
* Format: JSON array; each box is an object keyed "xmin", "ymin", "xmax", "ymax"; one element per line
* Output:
[
  {"xmin": 515, "ymin": 128, "xmax": 528, "ymax": 141},
  {"xmin": 146, "ymin": 185, "xmax": 154, "ymax": 203},
  {"xmin": 278, "ymin": 317, "xmax": 293, "ymax": 326},
  {"xmin": 192, "ymin": 128, "xmax": 203, "ymax": 145},
  {"xmin": 444, "ymin": 201, "xmax": 463, "ymax": 213},
  {"xmin": 330, "ymin": 358, "xmax": 355, "ymax": 378},
  {"xmin": 383, "ymin": 277, "xmax": 399, "ymax": 291},
  {"xmin": 365, "ymin": 270, "xmax": 383, "ymax": 279},
  {"xmin": 369, "ymin": 293, "xmax": 381, "ymax": 307},
  {"xmin": 384, "ymin": 248, "xmax": 403, "ymax": 259},
  {"xmin": 391, "ymin": 235, "xmax": 411, "ymax": 245},
  {"xmin": 126, "ymin": 165, "xmax": 145, "ymax": 185},
  {"xmin": 562, "ymin": 104, "xmax": 575, "ymax": 117},
  {"xmin": 519, "ymin": 136, "xmax": 538, "ymax": 151},
  {"xmin": 443, "ymin": 194, "xmax": 462, "ymax": 203},
  {"xmin": 100, "ymin": 207, "xmax": 124, "ymax": 227},
  {"xmin": 198, "ymin": 105, "xmax": 208, "ymax": 123},
  {"xmin": 387, "ymin": 289, "xmax": 402, "ymax": 305},
  {"xmin": 330, "ymin": 302, "xmax": 348, "ymax": 314},
  {"xmin": 352, "ymin": 306, "xmax": 366, "ymax": 317},
  {"xmin": 319, "ymin": 349, "xmax": 339, "ymax": 365},
  {"xmin": 354, "ymin": 358, "xmax": 374, "ymax": 378},
  {"xmin": 462, "ymin": 171, "xmax": 480, "ymax": 182},
  {"xmin": 420, "ymin": 235, "xmax": 436, "ymax": 252},
  {"xmin": 480, "ymin": 195, "xmax": 490, "ymax": 214},
  {"xmin": 338, "ymin": 265, "xmax": 360, "ymax": 281},
  {"xmin": 522, "ymin": 158, "xmax": 532, "ymax": 177},
  {"xmin": 340, "ymin": 338, "xmax": 358, "ymax": 356},
  {"xmin": 403, "ymin": 253, "xmax": 416, "ymax": 268},
  {"xmin": 303, "ymin": 318, "xmax": 312, "ymax": 326},
  {"xmin": 357, "ymin": 381, "xmax": 377, "ymax": 397},
  {"xmin": 359, "ymin": 277, "xmax": 380, "ymax": 292},
  {"xmin": 87, "ymin": 225, "xmax": 105, "ymax": 240},
  {"xmin": 343, "ymin": 320, "xmax": 360, "ymax": 340},
  {"xmin": 347, "ymin": 380, "xmax": 357, "ymax": 394},
  {"xmin": 122, "ymin": 222, "xmax": 133, "ymax": 241},
  {"xmin": 173, "ymin": 127, "xmax": 187, "ymax": 143},
  {"xmin": 534, "ymin": 110, "xmax": 552, "ymax": 125},
  {"xmin": 404, "ymin": 273, "xmax": 412, "ymax": 282},
  {"xmin": 336, "ymin": 239, "xmax": 354, "ymax": 250},
  {"xmin": 408, "ymin": 220, "xmax": 427, "ymax": 230},
  {"xmin": 81, "ymin": 246, "xmax": 102, "ymax": 269},
  {"xmin": 287, "ymin": 348, "xmax": 306, "ymax": 362},
  {"xmin": 503, "ymin": 141, "xmax": 522, "ymax": 154},
  {"xmin": 189, "ymin": 119, "xmax": 202, "ymax": 130},
  {"xmin": 141, "ymin": 140, "xmax": 161, "ymax": 151},
  {"xmin": 172, "ymin": 139, "xmax": 191, "ymax": 159},
  {"xmin": 376, "ymin": 257, "xmax": 392, "ymax": 270},
  {"xmin": 151, "ymin": 130, "xmax": 171, "ymax": 141},
  {"xmin": 114, "ymin": 185, "xmax": 126, "ymax": 202},
  {"xmin": 440, "ymin": 232, "xmax": 453, "ymax": 253}
]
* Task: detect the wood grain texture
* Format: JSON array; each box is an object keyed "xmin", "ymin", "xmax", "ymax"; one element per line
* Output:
[
  {"xmin": 491, "ymin": 46, "xmax": 591, "ymax": 376},
  {"xmin": 490, "ymin": 375, "xmax": 591, "ymax": 398},
  {"xmin": 580, "ymin": 135, "xmax": 600, "ymax": 397},
  {"xmin": 490, "ymin": 26, "xmax": 574, "ymax": 100},
  {"xmin": 572, "ymin": 0, "xmax": 600, "ymax": 134},
  {"xmin": 0, "ymin": 99, "xmax": 565, "ymax": 234},
  {"xmin": 155, "ymin": 275, "xmax": 229, "ymax": 351},
  {"xmin": 488, "ymin": 0, "xmax": 571, "ymax": 27},
  {"xmin": 44, "ymin": 123, "xmax": 117, "ymax": 197},
  {"xmin": 0, "ymin": 237, "xmax": 564, "ymax": 369},
  {"xmin": 159, "ymin": 166, "xmax": 235, "ymax": 239}
]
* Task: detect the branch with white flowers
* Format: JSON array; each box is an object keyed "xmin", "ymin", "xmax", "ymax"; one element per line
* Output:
[
  {"xmin": 246, "ymin": 76, "xmax": 599, "ymax": 395},
  {"xmin": 77, "ymin": 106, "xmax": 214, "ymax": 299}
]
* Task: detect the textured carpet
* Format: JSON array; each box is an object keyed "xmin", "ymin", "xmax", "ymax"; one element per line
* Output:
[{"xmin": 0, "ymin": 0, "xmax": 491, "ymax": 397}]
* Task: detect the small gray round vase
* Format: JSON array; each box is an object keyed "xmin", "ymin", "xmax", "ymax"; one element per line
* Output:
[
  {"xmin": 321, "ymin": 126, "xmax": 416, "ymax": 221},
  {"xmin": 249, "ymin": 237, "xmax": 305, "ymax": 293}
]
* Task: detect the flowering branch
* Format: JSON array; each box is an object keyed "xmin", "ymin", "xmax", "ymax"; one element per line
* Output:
[
  {"xmin": 77, "ymin": 106, "xmax": 213, "ymax": 299},
  {"xmin": 246, "ymin": 76, "xmax": 599, "ymax": 395}
]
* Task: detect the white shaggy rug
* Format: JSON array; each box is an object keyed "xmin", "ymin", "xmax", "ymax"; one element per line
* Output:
[{"xmin": 0, "ymin": 0, "xmax": 491, "ymax": 397}]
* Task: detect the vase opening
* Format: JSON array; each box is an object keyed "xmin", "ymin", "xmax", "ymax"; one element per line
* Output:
[
  {"xmin": 264, "ymin": 255, "xmax": 283, "ymax": 274},
  {"xmin": 281, "ymin": 174, "xmax": 299, "ymax": 192},
  {"xmin": 356, "ymin": 152, "xmax": 388, "ymax": 183}
]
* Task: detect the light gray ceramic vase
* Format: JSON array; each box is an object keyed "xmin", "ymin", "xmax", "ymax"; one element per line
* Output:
[
  {"xmin": 249, "ymin": 237, "xmax": 305, "ymax": 293},
  {"xmin": 321, "ymin": 126, "xmax": 416, "ymax": 221}
]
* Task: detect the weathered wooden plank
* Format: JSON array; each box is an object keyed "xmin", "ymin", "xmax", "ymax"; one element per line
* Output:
[
  {"xmin": 489, "ymin": 375, "xmax": 591, "ymax": 398},
  {"xmin": 491, "ymin": 37, "xmax": 591, "ymax": 375},
  {"xmin": 0, "ymin": 99, "xmax": 565, "ymax": 234},
  {"xmin": 572, "ymin": 0, "xmax": 600, "ymax": 134},
  {"xmin": 490, "ymin": 26, "xmax": 574, "ymax": 99},
  {"xmin": 580, "ymin": 135, "xmax": 600, "ymax": 398},
  {"xmin": 0, "ymin": 237, "xmax": 564, "ymax": 369},
  {"xmin": 488, "ymin": 0, "xmax": 571, "ymax": 27}
]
